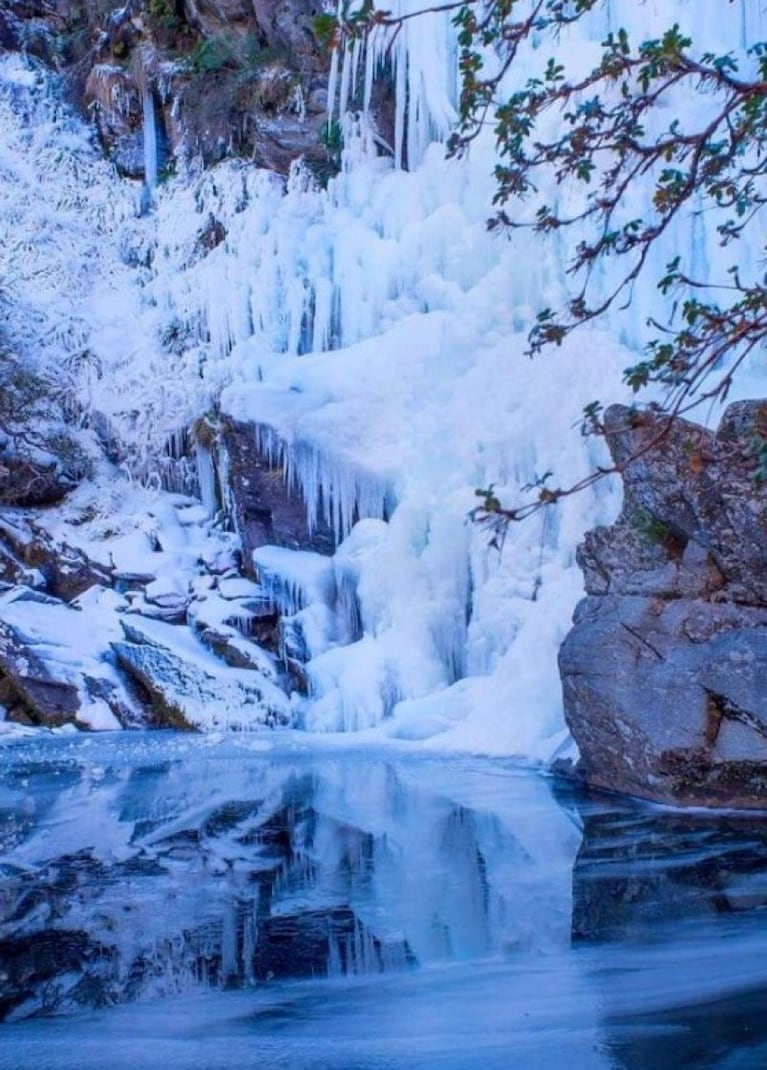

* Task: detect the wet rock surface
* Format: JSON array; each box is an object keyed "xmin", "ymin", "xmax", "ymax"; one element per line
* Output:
[{"xmin": 561, "ymin": 401, "xmax": 767, "ymax": 808}]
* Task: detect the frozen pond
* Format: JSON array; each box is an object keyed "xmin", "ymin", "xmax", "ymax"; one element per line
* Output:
[{"xmin": 2, "ymin": 733, "xmax": 767, "ymax": 1069}]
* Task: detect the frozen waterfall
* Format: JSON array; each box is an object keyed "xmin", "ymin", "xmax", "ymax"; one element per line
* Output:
[
  {"xmin": 142, "ymin": 89, "xmax": 158, "ymax": 194},
  {"xmin": 0, "ymin": 1, "xmax": 765, "ymax": 755}
]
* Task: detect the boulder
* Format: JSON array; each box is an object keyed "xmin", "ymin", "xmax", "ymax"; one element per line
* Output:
[
  {"xmin": 28, "ymin": 537, "xmax": 113, "ymax": 603},
  {"xmin": 561, "ymin": 401, "xmax": 767, "ymax": 808},
  {"xmin": 0, "ymin": 586, "xmax": 145, "ymax": 729},
  {"xmin": 0, "ymin": 618, "xmax": 80, "ymax": 727},
  {"xmin": 0, "ymin": 455, "xmax": 70, "ymax": 507},
  {"xmin": 197, "ymin": 625, "xmax": 281, "ymax": 677},
  {"xmin": 0, "ymin": 512, "xmax": 113, "ymax": 602},
  {"xmin": 112, "ymin": 616, "xmax": 291, "ymax": 730},
  {"xmin": 249, "ymin": 0, "xmax": 326, "ymax": 75}
]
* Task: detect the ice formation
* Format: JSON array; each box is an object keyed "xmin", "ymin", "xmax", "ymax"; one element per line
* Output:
[
  {"xmin": 253, "ymin": 424, "xmax": 396, "ymax": 543},
  {"xmin": 142, "ymin": 89, "xmax": 158, "ymax": 193},
  {"xmin": 0, "ymin": 1, "xmax": 765, "ymax": 754}
]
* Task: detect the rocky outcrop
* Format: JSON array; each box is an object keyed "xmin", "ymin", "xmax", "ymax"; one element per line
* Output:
[
  {"xmin": 7, "ymin": 0, "xmax": 340, "ymax": 179},
  {"xmin": 83, "ymin": 64, "xmax": 145, "ymax": 178},
  {"xmin": 6, "ymin": 0, "xmax": 396, "ymax": 181},
  {"xmin": 560, "ymin": 400, "xmax": 767, "ymax": 808},
  {"xmin": 0, "ymin": 492, "xmax": 299, "ymax": 732},
  {"xmin": 217, "ymin": 419, "xmax": 336, "ymax": 569},
  {"xmin": 0, "ymin": 615, "xmax": 80, "ymax": 726},
  {"xmin": 0, "ymin": 512, "xmax": 112, "ymax": 601},
  {"xmin": 0, "ymin": 597, "xmax": 140, "ymax": 729},
  {"xmin": 0, "ymin": 455, "xmax": 71, "ymax": 508}
]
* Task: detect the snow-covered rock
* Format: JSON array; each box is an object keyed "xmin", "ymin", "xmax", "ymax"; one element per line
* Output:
[
  {"xmin": 112, "ymin": 616, "xmax": 291, "ymax": 731},
  {"xmin": 0, "ymin": 588, "xmax": 140, "ymax": 730}
]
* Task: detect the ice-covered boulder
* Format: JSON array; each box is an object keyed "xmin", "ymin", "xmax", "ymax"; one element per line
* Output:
[
  {"xmin": 0, "ymin": 589, "xmax": 140, "ymax": 730},
  {"xmin": 0, "ymin": 617, "xmax": 80, "ymax": 727}
]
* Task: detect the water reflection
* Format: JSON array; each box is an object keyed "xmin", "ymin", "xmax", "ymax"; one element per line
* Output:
[
  {"xmin": 0, "ymin": 741, "xmax": 575, "ymax": 1021},
  {"xmin": 2, "ymin": 737, "xmax": 767, "ymax": 1068}
]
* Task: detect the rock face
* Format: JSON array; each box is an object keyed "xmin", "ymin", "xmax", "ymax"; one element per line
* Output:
[
  {"xmin": 6, "ymin": 0, "xmax": 396, "ymax": 182},
  {"xmin": 0, "ymin": 617, "xmax": 80, "ymax": 727},
  {"xmin": 218, "ymin": 419, "xmax": 336, "ymax": 569},
  {"xmin": 0, "ymin": 455, "xmax": 71, "ymax": 508},
  {"xmin": 7, "ymin": 0, "xmax": 345, "ymax": 180},
  {"xmin": 0, "ymin": 512, "xmax": 112, "ymax": 601},
  {"xmin": 560, "ymin": 401, "xmax": 767, "ymax": 808}
]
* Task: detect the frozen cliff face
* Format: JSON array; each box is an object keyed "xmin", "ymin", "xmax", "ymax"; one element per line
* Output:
[
  {"xmin": 1, "ymin": 1, "xmax": 765, "ymax": 754},
  {"xmin": 3, "ymin": 0, "xmax": 337, "ymax": 176}
]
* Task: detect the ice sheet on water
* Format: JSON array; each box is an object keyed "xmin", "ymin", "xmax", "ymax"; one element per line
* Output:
[{"xmin": 0, "ymin": 739, "xmax": 581, "ymax": 1020}]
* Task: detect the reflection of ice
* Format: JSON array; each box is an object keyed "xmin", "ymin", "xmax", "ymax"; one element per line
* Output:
[
  {"xmin": 565, "ymin": 788, "xmax": 767, "ymax": 1070},
  {"xmin": 0, "ymin": 737, "xmax": 579, "ymax": 1022},
  {"xmin": 5, "ymin": 739, "xmax": 767, "ymax": 1070}
]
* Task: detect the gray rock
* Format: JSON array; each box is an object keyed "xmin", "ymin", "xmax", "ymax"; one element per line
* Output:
[
  {"xmin": 197, "ymin": 625, "xmax": 281, "ymax": 677},
  {"xmin": 250, "ymin": 0, "xmax": 326, "ymax": 75},
  {"xmin": 561, "ymin": 401, "xmax": 767, "ymax": 808},
  {"xmin": 110, "ymin": 132, "xmax": 146, "ymax": 179},
  {"xmin": 601, "ymin": 402, "xmax": 767, "ymax": 602},
  {"xmin": 250, "ymin": 111, "xmax": 329, "ymax": 176}
]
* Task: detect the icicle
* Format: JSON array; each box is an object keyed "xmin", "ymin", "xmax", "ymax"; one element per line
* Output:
[
  {"xmin": 350, "ymin": 35, "xmax": 363, "ymax": 104},
  {"xmin": 338, "ymin": 40, "xmax": 353, "ymax": 117},
  {"xmin": 195, "ymin": 444, "xmax": 218, "ymax": 517},
  {"xmin": 394, "ymin": 53, "xmax": 406, "ymax": 170},
  {"xmin": 142, "ymin": 89, "xmax": 158, "ymax": 193},
  {"xmin": 253, "ymin": 425, "xmax": 395, "ymax": 545},
  {"xmin": 334, "ymin": 558, "xmax": 363, "ymax": 645},
  {"xmin": 253, "ymin": 546, "xmax": 337, "ymax": 617},
  {"xmin": 362, "ymin": 26, "xmax": 377, "ymax": 117},
  {"xmin": 326, "ymin": 0, "xmax": 343, "ymax": 125},
  {"xmin": 327, "ymin": 926, "xmax": 342, "ymax": 976},
  {"xmin": 312, "ymin": 276, "xmax": 333, "ymax": 353}
]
